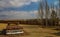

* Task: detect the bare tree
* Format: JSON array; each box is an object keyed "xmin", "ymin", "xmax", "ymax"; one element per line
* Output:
[
  {"xmin": 45, "ymin": 0, "xmax": 49, "ymax": 27},
  {"xmin": 50, "ymin": 3, "xmax": 58, "ymax": 27},
  {"xmin": 38, "ymin": 1, "xmax": 44, "ymax": 26},
  {"xmin": 57, "ymin": 0, "xmax": 60, "ymax": 27},
  {"xmin": 50, "ymin": 3, "xmax": 54, "ymax": 26},
  {"xmin": 40, "ymin": 2, "xmax": 44, "ymax": 26}
]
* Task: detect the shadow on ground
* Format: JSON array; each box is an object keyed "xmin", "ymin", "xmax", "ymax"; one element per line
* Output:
[
  {"xmin": 51, "ymin": 32, "xmax": 60, "ymax": 36},
  {"xmin": 45, "ymin": 36, "xmax": 53, "ymax": 37}
]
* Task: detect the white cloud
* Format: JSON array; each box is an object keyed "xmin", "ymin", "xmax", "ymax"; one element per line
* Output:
[
  {"xmin": 9, "ymin": 0, "xmax": 30, "ymax": 7},
  {"xmin": 54, "ymin": 1, "xmax": 59, "ymax": 5},
  {"xmin": 31, "ymin": 0, "xmax": 40, "ymax": 2},
  {"xmin": 0, "ymin": 10, "xmax": 38, "ymax": 20},
  {"xmin": 0, "ymin": 0, "xmax": 42, "ymax": 20},
  {"xmin": 0, "ymin": 0, "xmax": 41, "ymax": 7}
]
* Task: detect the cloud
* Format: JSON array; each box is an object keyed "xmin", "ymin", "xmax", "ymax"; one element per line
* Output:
[
  {"xmin": 31, "ymin": 0, "xmax": 40, "ymax": 2},
  {"xmin": 0, "ymin": 10, "xmax": 38, "ymax": 20},
  {"xmin": 0, "ymin": 0, "xmax": 44, "ymax": 20},
  {"xmin": 54, "ymin": 1, "xmax": 59, "ymax": 5},
  {"xmin": 0, "ymin": 0, "xmax": 41, "ymax": 7}
]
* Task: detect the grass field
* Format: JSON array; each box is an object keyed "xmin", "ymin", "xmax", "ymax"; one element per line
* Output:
[
  {"xmin": 0, "ymin": 23, "xmax": 7, "ymax": 30},
  {"xmin": 0, "ymin": 23, "xmax": 60, "ymax": 37}
]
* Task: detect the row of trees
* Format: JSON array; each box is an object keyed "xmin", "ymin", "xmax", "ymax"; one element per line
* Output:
[{"xmin": 38, "ymin": 0, "xmax": 60, "ymax": 27}]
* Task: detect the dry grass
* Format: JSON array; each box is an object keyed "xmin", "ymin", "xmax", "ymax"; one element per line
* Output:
[
  {"xmin": 0, "ymin": 23, "xmax": 7, "ymax": 30},
  {"xmin": 0, "ymin": 24, "xmax": 60, "ymax": 37}
]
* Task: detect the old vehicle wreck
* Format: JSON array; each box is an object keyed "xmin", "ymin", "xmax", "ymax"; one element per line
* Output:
[{"xmin": 0, "ymin": 22, "xmax": 24, "ymax": 35}]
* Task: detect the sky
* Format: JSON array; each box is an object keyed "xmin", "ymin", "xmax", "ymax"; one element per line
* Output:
[{"xmin": 0, "ymin": 0, "xmax": 59, "ymax": 20}]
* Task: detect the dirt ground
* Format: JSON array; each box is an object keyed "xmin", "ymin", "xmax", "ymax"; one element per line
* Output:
[{"xmin": 0, "ymin": 23, "xmax": 60, "ymax": 37}]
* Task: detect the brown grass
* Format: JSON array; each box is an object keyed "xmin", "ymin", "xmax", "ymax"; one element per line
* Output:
[
  {"xmin": 0, "ymin": 24, "xmax": 60, "ymax": 37},
  {"xmin": 0, "ymin": 23, "xmax": 7, "ymax": 30}
]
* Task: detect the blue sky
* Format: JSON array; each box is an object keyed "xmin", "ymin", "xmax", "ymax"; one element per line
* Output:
[
  {"xmin": 0, "ymin": 2, "xmax": 39, "ymax": 11},
  {"xmin": 0, "ymin": 0, "xmax": 59, "ymax": 20}
]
